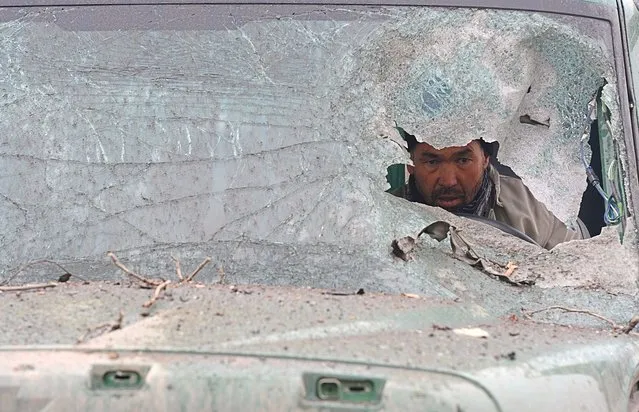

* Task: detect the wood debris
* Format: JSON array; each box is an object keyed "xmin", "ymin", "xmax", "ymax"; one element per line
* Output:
[
  {"xmin": 77, "ymin": 311, "xmax": 123, "ymax": 344},
  {"xmin": 171, "ymin": 255, "xmax": 184, "ymax": 281},
  {"xmin": 107, "ymin": 253, "xmax": 213, "ymax": 309},
  {"xmin": 107, "ymin": 252, "xmax": 162, "ymax": 287},
  {"xmin": 217, "ymin": 267, "xmax": 227, "ymax": 284},
  {"xmin": 523, "ymin": 305, "xmax": 618, "ymax": 328},
  {"xmin": 502, "ymin": 262, "xmax": 518, "ymax": 278},
  {"xmin": 322, "ymin": 288, "xmax": 365, "ymax": 296},
  {"xmin": 523, "ymin": 306, "xmax": 639, "ymax": 336},
  {"xmin": 142, "ymin": 280, "xmax": 171, "ymax": 308},
  {"xmin": 622, "ymin": 315, "xmax": 639, "ymax": 334},
  {"xmin": 185, "ymin": 257, "xmax": 211, "ymax": 282},
  {"xmin": 0, "ymin": 282, "xmax": 57, "ymax": 292}
]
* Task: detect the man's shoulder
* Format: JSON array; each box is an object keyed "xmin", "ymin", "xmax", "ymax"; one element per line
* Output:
[
  {"xmin": 489, "ymin": 164, "xmax": 524, "ymax": 197},
  {"xmin": 495, "ymin": 173, "xmax": 540, "ymax": 208},
  {"xmin": 492, "ymin": 161, "xmax": 520, "ymax": 179},
  {"xmin": 492, "ymin": 167, "xmax": 582, "ymax": 248}
]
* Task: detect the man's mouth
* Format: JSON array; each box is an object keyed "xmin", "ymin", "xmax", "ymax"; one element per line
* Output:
[{"xmin": 435, "ymin": 196, "xmax": 463, "ymax": 209}]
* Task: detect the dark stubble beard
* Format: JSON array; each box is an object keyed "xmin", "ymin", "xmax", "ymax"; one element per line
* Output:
[{"xmin": 421, "ymin": 170, "xmax": 486, "ymax": 210}]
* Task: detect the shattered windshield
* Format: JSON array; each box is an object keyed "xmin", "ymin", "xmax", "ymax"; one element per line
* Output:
[{"xmin": 0, "ymin": 4, "xmax": 637, "ymax": 303}]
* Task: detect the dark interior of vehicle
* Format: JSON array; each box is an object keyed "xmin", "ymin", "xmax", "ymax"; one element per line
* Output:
[{"xmin": 578, "ymin": 118, "xmax": 606, "ymax": 236}]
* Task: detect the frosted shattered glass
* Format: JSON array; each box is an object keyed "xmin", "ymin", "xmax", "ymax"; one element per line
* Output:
[{"xmin": 0, "ymin": 5, "xmax": 635, "ymax": 300}]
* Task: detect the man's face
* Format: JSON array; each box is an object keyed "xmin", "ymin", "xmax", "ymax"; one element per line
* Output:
[{"xmin": 408, "ymin": 140, "xmax": 489, "ymax": 210}]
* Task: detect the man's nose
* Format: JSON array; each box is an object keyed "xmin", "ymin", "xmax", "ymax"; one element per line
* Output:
[{"xmin": 437, "ymin": 163, "xmax": 459, "ymax": 187}]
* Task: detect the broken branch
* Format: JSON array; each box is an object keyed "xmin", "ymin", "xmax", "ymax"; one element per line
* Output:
[
  {"xmin": 0, "ymin": 282, "xmax": 57, "ymax": 292},
  {"xmin": 142, "ymin": 280, "xmax": 171, "ymax": 308},
  {"xmin": 321, "ymin": 288, "xmax": 365, "ymax": 296},
  {"xmin": 171, "ymin": 255, "xmax": 184, "ymax": 281},
  {"xmin": 77, "ymin": 310, "xmax": 123, "ymax": 344},
  {"xmin": 185, "ymin": 257, "xmax": 211, "ymax": 282},
  {"xmin": 523, "ymin": 305, "xmax": 619, "ymax": 329},
  {"xmin": 107, "ymin": 252, "xmax": 161, "ymax": 287},
  {"xmin": 217, "ymin": 267, "xmax": 226, "ymax": 284},
  {"xmin": 622, "ymin": 315, "xmax": 639, "ymax": 334}
]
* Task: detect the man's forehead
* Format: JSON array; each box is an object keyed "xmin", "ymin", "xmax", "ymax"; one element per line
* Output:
[{"xmin": 414, "ymin": 140, "xmax": 480, "ymax": 155}]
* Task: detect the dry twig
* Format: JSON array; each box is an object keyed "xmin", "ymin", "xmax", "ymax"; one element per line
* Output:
[
  {"xmin": 0, "ymin": 282, "xmax": 57, "ymax": 292},
  {"xmin": 107, "ymin": 252, "xmax": 161, "ymax": 287},
  {"xmin": 522, "ymin": 305, "xmax": 619, "ymax": 329},
  {"xmin": 503, "ymin": 262, "xmax": 518, "ymax": 278},
  {"xmin": 523, "ymin": 306, "xmax": 639, "ymax": 337},
  {"xmin": 185, "ymin": 257, "xmax": 211, "ymax": 282},
  {"xmin": 217, "ymin": 267, "xmax": 226, "ymax": 284},
  {"xmin": 142, "ymin": 280, "xmax": 171, "ymax": 308},
  {"xmin": 1, "ymin": 259, "xmax": 83, "ymax": 286},
  {"xmin": 171, "ymin": 255, "xmax": 184, "ymax": 281},
  {"xmin": 622, "ymin": 315, "xmax": 639, "ymax": 334},
  {"xmin": 77, "ymin": 311, "xmax": 123, "ymax": 344},
  {"xmin": 321, "ymin": 288, "xmax": 365, "ymax": 296}
]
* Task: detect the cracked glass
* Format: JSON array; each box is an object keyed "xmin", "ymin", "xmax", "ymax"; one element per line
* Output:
[{"xmin": 0, "ymin": 4, "xmax": 637, "ymax": 300}]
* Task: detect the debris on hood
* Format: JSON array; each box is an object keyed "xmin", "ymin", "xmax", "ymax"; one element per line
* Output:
[
  {"xmin": 496, "ymin": 351, "xmax": 517, "ymax": 361},
  {"xmin": 0, "ymin": 282, "xmax": 57, "ymax": 292},
  {"xmin": 393, "ymin": 220, "xmax": 537, "ymax": 286},
  {"xmin": 503, "ymin": 262, "xmax": 518, "ymax": 278},
  {"xmin": 621, "ymin": 315, "xmax": 639, "ymax": 334},
  {"xmin": 229, "ymin": 285, "xmax": 253, "ymax": 295},
  {"xmin": 523, "ymin": 305, "xmax": 639, "ymax": 336},
  {"xmin": 57, "ymin": 273, "xmax": 72, "ymax": 283},
  {"xmin": 76, "ymin": 310, "xmax": 123, "ymax": 344},
  {"xmin": 107, "ymin": 252, "xmax": 213, "ymax": 308},
  {"xmin": 142, "ymin": 280, "xmax": 171, "ymax": 308},
  {"xmin": 322, "ymin": 288, "xmax": 366, "ymax": 296},
  {"xmin": 453, "ymin": 327, "xmax": 490, "ymax": 338},
  {"xmin": 391, "ymin": 236, "xmax": 417, "ymax": 261},
  {"xmin": 519, "ymin": 114, "xmax": 550, "ymax": 127},
  {"xmin": 108, "ymin": 251, "xmax": 164, "ymax": 288}
]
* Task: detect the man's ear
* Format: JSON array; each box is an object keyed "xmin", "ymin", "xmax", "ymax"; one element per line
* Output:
[
  {"xmin": 482, "ymin": 155, "xmax": 490, "ymax": 169},
  {"xmin": 407, "ymin": 164, "xmax": 415, "ymax": 175}
]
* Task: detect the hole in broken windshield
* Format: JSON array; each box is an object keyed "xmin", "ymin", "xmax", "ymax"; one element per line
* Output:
[
  {"xmin": 388, "ymin": 127, "xmax": 584, "ymax": 249},
  {"xmin": 385, "ymin": 122, "xmax": 622, "ymax": 250}
]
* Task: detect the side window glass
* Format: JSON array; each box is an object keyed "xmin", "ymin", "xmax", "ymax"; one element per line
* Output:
[{"xmin": 577, "ymin": 85, "xmax": 626, "ymax": 239}]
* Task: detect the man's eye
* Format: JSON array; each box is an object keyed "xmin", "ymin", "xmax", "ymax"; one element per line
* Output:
[
  {"xmin": 424, "ymin": 159, "xmax": 439, "ymax": 165},
  {"xmin": 457, "ymin": 158, "xmax": 471, "ymax": 165}
]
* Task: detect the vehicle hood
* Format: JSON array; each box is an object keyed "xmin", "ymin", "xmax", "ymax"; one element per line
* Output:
[
  {"xmin": 2, "ymin": 281, "xmax": 639, "ymax": 412},
  {"xmin": 0, "ymin": 279, "xmax": 633, "ymax": 366}
]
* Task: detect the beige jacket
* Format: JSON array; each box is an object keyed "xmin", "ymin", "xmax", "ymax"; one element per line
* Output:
[
  {"xmin": 486, "ymin": 166, "xmax": 582, "ymax": 249},
  {"xmin": 391, "ymin": 165, "xmax": 582, "ymax": 249}
]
